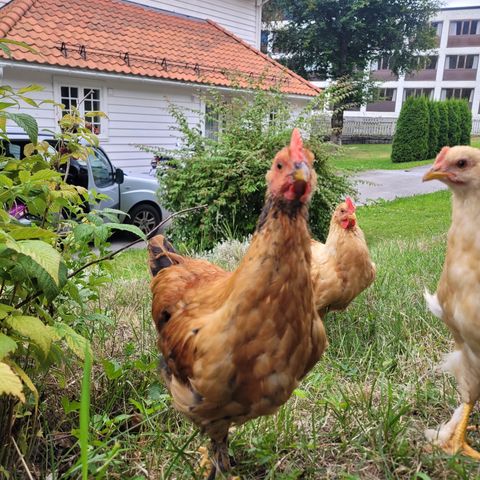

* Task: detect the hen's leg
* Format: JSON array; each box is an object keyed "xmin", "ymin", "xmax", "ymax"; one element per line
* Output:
[
  {"xmin": 427, "ymin": 403, "xmax": 480, "ymax": 460},
  {"xmin": 206, "ymin": 434, "xmax": 232, "ymax": 479}
]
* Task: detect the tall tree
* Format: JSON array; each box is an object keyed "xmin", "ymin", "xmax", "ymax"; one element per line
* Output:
[{"xmin": 265, "ymin": 0, "xmax": 439, "ymax": 143}]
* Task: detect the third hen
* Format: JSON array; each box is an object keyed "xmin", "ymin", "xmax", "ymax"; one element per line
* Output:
[{"xmin": 311, "ymin": 197, "xmax": 376, "ymax": 317}]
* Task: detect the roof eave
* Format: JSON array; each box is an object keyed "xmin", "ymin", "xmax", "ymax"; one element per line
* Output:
[{"xmin": 0, "ymin": 59, "xmax": 318, "ymax": 99}]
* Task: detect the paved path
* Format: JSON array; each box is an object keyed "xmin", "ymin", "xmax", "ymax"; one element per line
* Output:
[{"xmin": 353, "ymin": 164, "xmax": 447, "ymax": 205}]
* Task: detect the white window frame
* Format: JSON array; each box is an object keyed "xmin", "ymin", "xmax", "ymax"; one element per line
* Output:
[
  {"xmin": 431, "ymin": 21, "xmax": 443, "ymax": 38},
  {"xmin": 446, "ymin": 54, "xmax": 479, "ymax": 70},
  {"xmin": 450, "ymin": 19, "xmax": 480, "ymax": 36},
  {"xmin": 378, "ymin": 87, "xmax": 396, "ymax": 102},
  {"xmin": 53, "ymin": 77, "xmax": 109, "ymax": 140},
  {"xmin": 440, "ymin": 88, "xmax": 474, "ymax": 102},
  {"xmin": 403, "ymin": 88, "xmax": 434, "ymax": 101}
]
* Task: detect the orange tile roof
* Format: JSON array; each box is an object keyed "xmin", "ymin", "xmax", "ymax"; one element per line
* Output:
[{"xmin": 0, "ymin": 0, "xmax": 319, "ymax": 97}]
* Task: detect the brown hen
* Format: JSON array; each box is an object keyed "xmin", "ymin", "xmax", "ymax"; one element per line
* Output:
[
  {"xmin": 311, "ymin": 197, "xmax": 375, "ymax": 317},
  {"xmin": 423, "ymin": 146, "xmax": 480, "ymax": 459},
  {"xmin": 148, "ymin": 129, "xmax": 327, "ymax": 478}
]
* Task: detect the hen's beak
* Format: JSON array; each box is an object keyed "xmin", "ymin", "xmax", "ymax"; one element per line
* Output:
[
  {"xmin": 423, "ymin": 168, "xmax": 449, "ymax": 182},
  {"xmin": 292, "ymin": 161, "xmax": 310, "ymax": 182}
]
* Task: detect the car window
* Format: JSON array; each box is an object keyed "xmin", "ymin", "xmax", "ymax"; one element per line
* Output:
[
  {"xmin": 89, "ymin": 148, "xmax": 114, "ymax": 188},
  {"xmin": 8, "ymin": 143, "xmax": 22, "ymax": 159}
]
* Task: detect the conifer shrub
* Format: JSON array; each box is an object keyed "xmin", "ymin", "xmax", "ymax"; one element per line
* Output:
[
  {"xmin": 447, "ymin": 99, "xmax": 461, "ymax": 146},
  {"xmin": 427, "ymin": 100, "xmax": 440, "ymax": 158},
  {"xmin": 391, "ymin": 96, "xmax": 429, "ymax": 163},
  {"xmin": 437, "ymin": 101, "xmax": 450, "ymax": 150},
  {"xmin": 458, "ymin": 99, "xmax": 472, "ymax": 145}
]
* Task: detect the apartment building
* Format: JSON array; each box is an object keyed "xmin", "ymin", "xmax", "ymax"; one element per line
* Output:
[{"xmin": 330, "ymin": 4, "xmax": 480, "ymax": 120}]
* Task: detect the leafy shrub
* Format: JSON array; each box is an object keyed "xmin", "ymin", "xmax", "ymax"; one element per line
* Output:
[
  {"xmin": 458, "ymin": 99, "xmax": 472, "ymax": 145},
  {"xmin": 447, "ymin": 99, "xmax": 461, "ymax": 146},
  {"xmin": 149, "ymin": 88, "xmax": 352, "ymax": 250},
  {"xmin": 0, "ymin": 77, "xmax": 144, "ymax": 474},
  {"xmin": 437, "ymin": 101, "xmax": 450, "ymax": 149},
  {"xmin": 427, "ymin": 100, "xmax": 440, "ymax": 158},
  {"xmin": 391, "ymin": 96, "xmax": 429, "ymax": 163}
]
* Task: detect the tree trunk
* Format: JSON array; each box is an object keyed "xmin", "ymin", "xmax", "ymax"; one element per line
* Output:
[{"xmin": 330, "ymin": 109, "xmax": 344, "ymax": 145}]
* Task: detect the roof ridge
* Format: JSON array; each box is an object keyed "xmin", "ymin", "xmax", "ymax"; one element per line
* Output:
[
  {"xmin": 206, "ymin": 19, "xmax": 320, "ymax": 95},
  {"xmin": 0, "ymin": 0, "xmax": 37, "ymax": 38}
]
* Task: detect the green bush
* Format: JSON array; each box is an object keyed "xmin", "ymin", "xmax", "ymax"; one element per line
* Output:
[
  {"xmin": 458, "ymin": 99, "xmax": 472, "ymax": 145},
  {"xmin": 391, "ymin": 96, "xmax": 429, "ymax": 163},
  {"xmin": 447, "ymin": 99, "xmax": 461, "ymax": 146},
  {"xmin": 437, "ymin": 101, "xmax": 450, "ymax": 149},
  {"xmin": 0, "ymin": 76, "xmax": 145, "ymax": 474},
  {"xmin": 151, "ymin": 88, "xmax": 352, "ymax": 250},
  {"xmin": 427, "ymin": 100, "xmax": 440, "ymax": 158}
]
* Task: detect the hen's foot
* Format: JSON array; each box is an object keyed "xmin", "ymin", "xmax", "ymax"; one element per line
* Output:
[
  {"xmin": 199, "ymin": 439, "xmax": 234, "ymax": 479},
  {"xmin": 427, "ymin": 402, "xmax": 480, "ymax": 460}
]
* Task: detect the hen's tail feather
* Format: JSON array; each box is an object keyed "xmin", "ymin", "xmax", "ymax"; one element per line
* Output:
[{"xmin": 148, "ymin": 234, "xmax": 185, "ymax": 277}]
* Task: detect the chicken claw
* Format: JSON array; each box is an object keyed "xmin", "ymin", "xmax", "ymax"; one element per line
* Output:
[{"xmin": 427, "ymin": 403, "xmax": 480, "ymax": 460}]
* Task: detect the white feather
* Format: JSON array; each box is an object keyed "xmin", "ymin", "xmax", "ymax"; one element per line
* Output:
[{"xmin": 424, "ymin": 289, "xmax": 443, "ymax": 319}]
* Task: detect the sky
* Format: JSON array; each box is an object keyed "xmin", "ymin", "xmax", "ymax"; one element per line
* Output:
[{"xmin": 444, "ymin": 0, "xmax": 480, "ymax": 7}]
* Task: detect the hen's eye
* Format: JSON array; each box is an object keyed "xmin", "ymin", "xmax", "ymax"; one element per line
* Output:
[
  {"xmin": 457, "ymin": 159, "xmax": 467, "ymax": 169},
  {"xmin": 340, "ymin": 209, "xmax": 346, "ymax": 214},
  {"xmin": 277, "ymin": 163, "xmax": 283, "ymax": 170}
]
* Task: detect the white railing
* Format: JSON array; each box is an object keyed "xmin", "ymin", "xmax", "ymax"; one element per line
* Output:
[
  {"xmin": 342, "ymin": 117, "xmax": 397, "ymax": 137},
  {"xmin": 315, "ymin": 116, "xmax": 480, "ymax": 138}
]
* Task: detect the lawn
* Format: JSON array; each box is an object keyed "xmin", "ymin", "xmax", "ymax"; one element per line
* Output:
[
  {"xmin": 85, "ymin": 189, "xmax": 480, "ymax": 480},
  {"xmin": 330, "ymin": 136, "xmax": 480, "ymax": 172}
]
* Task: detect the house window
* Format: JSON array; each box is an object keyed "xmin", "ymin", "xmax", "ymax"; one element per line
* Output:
[
  {"xmin": 446, "ymin": 54, "xmax": 478, "ymax": 69},
  {"xmin": 205, "ymin": 104, "xmax": 220, "ymax": 140},
  {"xmin": 431, "ymin": 21, "xmax": 443, "ymax": 37},
  {"xmin": 441, "ymin": 88, "xmax": 474, "ymax": 102},
  {"xmin": 450, "ymin": 20, "xmax": 480, "ymax": 35},
  {"xmin": 414, "ymin": 55, "xmax": 438, "ymax": 70},
  {"xmin": 377, "ymin": 88, "xmax": 396, "ymax": 102},
  {"xmin": 60, "ymin": 86, "xmax": 103, "ymax": 134},
  {"xmin": 404, "ymin": 88, "xmax": 434, "ymax": 100}
]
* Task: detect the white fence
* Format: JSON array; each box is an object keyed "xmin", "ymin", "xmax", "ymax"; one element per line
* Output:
[{"xmin": 315, "ymin": 115, "xmax": 480, "ymax": 138}]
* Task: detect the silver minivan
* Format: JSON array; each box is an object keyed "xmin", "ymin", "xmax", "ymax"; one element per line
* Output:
[{"xmin": 5, "ymin": 138, "xmax": 166, "ymax": 234}]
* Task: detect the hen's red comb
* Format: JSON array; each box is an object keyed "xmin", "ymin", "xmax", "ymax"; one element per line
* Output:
[
  {"xmin": 290, "ymin": 128, "xmax": 304, "ymax": 159},
  {"xmin": 345, "ymin": 196, "xmax": 356, "ymax": 213},
  {"xmin": 433, "ymin": 146, "xmax": 450, "ymax": 169}
]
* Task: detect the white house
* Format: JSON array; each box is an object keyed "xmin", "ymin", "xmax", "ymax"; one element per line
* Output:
[{"xmin": 0, "ymin": 0, "xmax": 319, "ymax": 172}]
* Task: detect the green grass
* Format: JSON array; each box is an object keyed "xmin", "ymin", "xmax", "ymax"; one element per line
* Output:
[
  {"xmin": 358, "ymin": 190, "xmax": 452, "ymax": 247},
  {"xmin": 37, "ymin": 191, "xmax": 480, "ymax": 480},
  {"xmin": 330, "ymin": 136, "xmax": 480, "ymax": 172}
]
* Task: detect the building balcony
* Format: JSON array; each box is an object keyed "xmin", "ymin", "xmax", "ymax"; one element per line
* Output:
[
  {"xmin": 443, "ymin": 68, "xmax": 478, "ymax": 81},
  {"xmin": 370, "ymin": 70, "xmax": 398, "ymax": 81},
  {"xmin": 366, "ymin": 101, "xmax": 396, "ymax": 112},
  {"xmin": 447, "ymin": 34, "xmax": 480, "ymax": 47},
  {"xmin": 405, "ymin": 69, "xmax": 437, "ymax": 81}
]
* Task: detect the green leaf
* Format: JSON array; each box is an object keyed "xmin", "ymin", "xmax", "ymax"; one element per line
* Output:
[
  {"xmin": 0, "ymin": 361, "xmax": 25, "ymax": 402},
  {"xmin": 11, "ymin": 240, "xmax": 62, "ymax": 286},
  {"xmin": 4, "ymin": 112, "xmax": 38, "ymax": 143},
  {"xmin": 0, "ymin": 333, "xmax": 17, "ymax": 360},
  {"xmin": 104, "ymin": 222, "xmax": 146, "ymax": 240},
  {"xmin": 8, "ymin": 360, "xmax": 38, "ymax": 404},
  {"xmin": 17, "ymin": 85, "xmax": 44, "ymax": 94},
  {"xmin": 30, "ymin": 169, "xmax": 58, "ymax": 182},
  {"xmin": 9, "ymin": 226, "xmax": 56, "ymax": 241},
  {"xmin": 0, "ymin": 102, "xmax": 17, "ymax": 110},
  {"xmin": 0, "ymin": 173, "xmax": 13, "ymax": 188},
  {"xmin": 53, "ymin": 323, "xmax": 92, "ymax": 360},
  {"xmin": 6, "ymin": 315, "xmax": 53, "ymax": 356},
  {"xmin": 0, "ymin": 303, "xmax": 14, "ymax": 320}
]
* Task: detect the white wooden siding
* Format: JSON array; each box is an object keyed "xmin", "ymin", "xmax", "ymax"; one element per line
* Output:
[
  {"xmin": 3, "ymin": 66, "xmax": 310, "ymax": 173},
  {"xmin": 2, "ymin": 69, "xmax": 56, "ymax": 136},
  {"xmin": 128, "ymin": 0, "xmax": 261, "ymax": 48}
]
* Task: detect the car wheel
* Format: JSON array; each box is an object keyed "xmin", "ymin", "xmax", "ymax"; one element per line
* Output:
[{"xmin": 128, "ymin": 203, "xmax": 161, "ymax": 236}]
